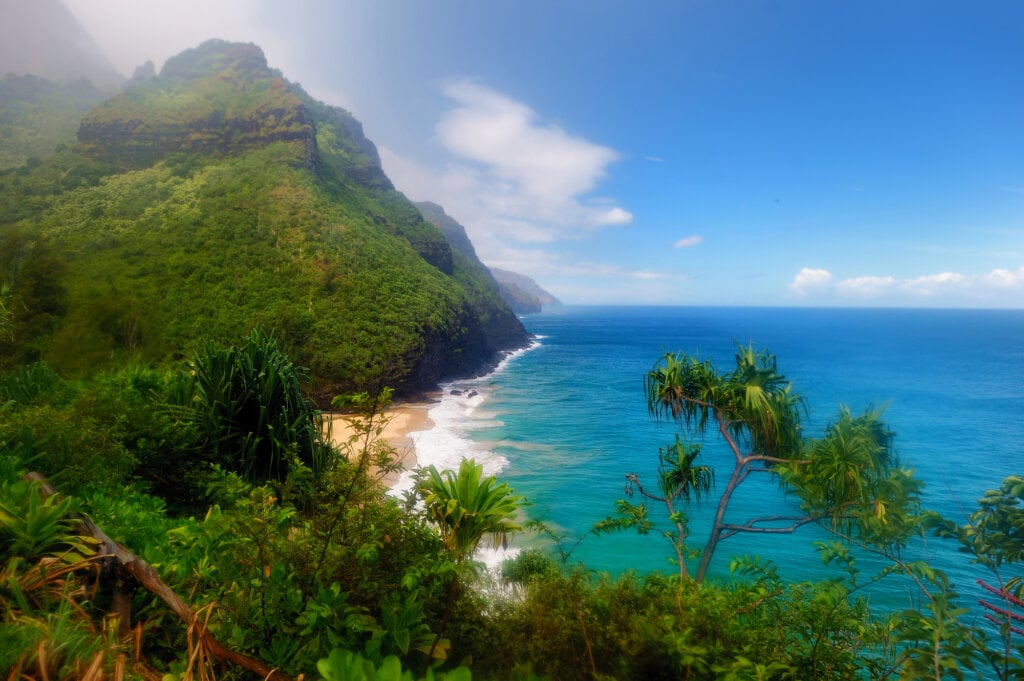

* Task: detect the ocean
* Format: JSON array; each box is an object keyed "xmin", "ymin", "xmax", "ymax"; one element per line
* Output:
[{"xmin": 397, "ymin": 306, "xmax": 1024, "ymax": 604}]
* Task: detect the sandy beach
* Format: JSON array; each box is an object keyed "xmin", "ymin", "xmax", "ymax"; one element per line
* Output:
[{"xmin": 326, "ymin": 401, "xmax": 435, "ymax": 485}]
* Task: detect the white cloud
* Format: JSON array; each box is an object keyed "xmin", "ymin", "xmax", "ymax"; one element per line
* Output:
[
  {"xmin": 787, "ymin": 266, "xmax": 1024, "ymax": 305},
  {"xmin": 836, "ymin": 275, "xmax": 897, "ymax": 297},
  {"xmin": 595, "ymin": 207, "xmax": 634, "ymax": 226},
  {"xmin": 474, "ymin": 242, "xmax": 679, "ymax": 286},
  {"xmin": 632, "ymin": 270, "xmax": 672, "ymax": 280},
  {"xmin": 984, "ymin": 267, "xmax": 1024, "ymax": 287},
  {"xmin": 904, "ymin": 271, "xmax": 965, "ymax": 296},
  {"xmin": 673, "ymin": 235, "xmax": 703, "ymax": 249},
  {"xmin": 380, "ymin": 81, "xmax": 631, "ymax": 264},
  {"xmin": 437, "ymin": 81, "xmax": 620, "ymax": 208},
  {"xmin": 788, "ymin": 267, "xmax": 833, "ymax": 294}
]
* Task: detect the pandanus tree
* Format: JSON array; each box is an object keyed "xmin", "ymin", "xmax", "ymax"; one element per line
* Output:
[
  {"xmin": 633, "ymin": 342, "xmax": 919, "ymax": 583},
  {"xmin": 624, "ymin": 436, "xmax": 714, "ymax": 581},
  {"xmin": 184, "ymin": 328, "xmax": 331, "ymax": 484},
  {"xmin": 419, "ymin": 458, "xmax": 522, "ymax": 660}
]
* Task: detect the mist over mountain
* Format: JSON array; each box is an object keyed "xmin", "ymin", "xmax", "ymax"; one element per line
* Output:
[
  {"xmin": 0, "ymin": 40, "xmax": 528, "ymax": 398},
  {"xmin": 415, "ymin": 201, "xmax": 560, "ymax": 315},
  {"xmin": 0, "ymin": 0, "xmax": 124, "ymax": 169},
  {"xmin": 0, "ymin": 0, "xmax": 123, "ymax": 87},
  {"xmin": 490, "ymin": 268, "xmax": 562, "ymax": 314}
]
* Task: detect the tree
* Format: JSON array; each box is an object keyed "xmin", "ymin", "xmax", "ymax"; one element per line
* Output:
[
  {"xmin": 418, "ymin": 458, "xmax": 522, "ymax": 661},
  {"xmin": 931, "ymin": 476, "xmax": 1024, "ymax": 679},
  {"xmin": 184, "ymin": 328, "xmax": 331, "ymax": 484},
  {"xmin": 623, "ymin": 436, "xmax": 713, "ymax": 582},
  {"xmin": 630, "ymin": 342, "xmax": 919, "ymax": 583}
]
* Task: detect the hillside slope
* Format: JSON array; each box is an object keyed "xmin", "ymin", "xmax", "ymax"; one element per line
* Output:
[
  {"xmin": 490, "ymin": 268, "xmax": 562, "ymax": 314},
  {"xmin": 0, "ymin": 73, "xmax": 112, "ymax": 169},
  {"xmin": 0, "ymin": 0, "xmax": 123, "ymax": 169},
  {"xmin": 0, "ymin": 40, "xmax": 528, "ymax": 397},
  {"xmin": 416, "ymin": 201, "xmax": 561, "ymax": 315}
]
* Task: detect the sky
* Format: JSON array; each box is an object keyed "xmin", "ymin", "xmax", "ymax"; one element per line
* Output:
[{"xmin": 61, "ymin": 1, "xmax": 1024, "ymax": 308}]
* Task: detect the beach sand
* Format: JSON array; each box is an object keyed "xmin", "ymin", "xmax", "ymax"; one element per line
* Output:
[{"xmin": 326, "ymin": 401, "xmax": 434, "ymax": 485}]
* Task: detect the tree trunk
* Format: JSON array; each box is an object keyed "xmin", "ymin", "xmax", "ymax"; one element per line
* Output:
[{"xmin": 695, "ymin": 460, "xmax": 746, "ymax": 583}]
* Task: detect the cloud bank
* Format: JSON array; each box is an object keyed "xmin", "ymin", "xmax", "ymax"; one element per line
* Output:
[
  {"xmin": 381, "ymin": 81, "xmax": 631, "ymax": 272},
  {"xmin": 789, "ymin": 266, "xmax": 1024, "ymax": 304}
]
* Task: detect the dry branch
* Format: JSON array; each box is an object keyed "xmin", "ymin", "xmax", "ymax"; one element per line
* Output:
[{"xmin": 24, "ymin": 472, "xmax": 293, "ymax": 681}]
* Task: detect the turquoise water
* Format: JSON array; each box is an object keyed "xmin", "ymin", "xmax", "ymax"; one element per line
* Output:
[{"xmin": 405, "ymin": 306, "xmax": 1024, "ymax": 600}]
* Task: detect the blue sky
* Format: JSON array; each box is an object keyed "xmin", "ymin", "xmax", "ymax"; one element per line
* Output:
[{"xmin": 64, "ymin": 1, "xmax": 1024, "ymax": 307}]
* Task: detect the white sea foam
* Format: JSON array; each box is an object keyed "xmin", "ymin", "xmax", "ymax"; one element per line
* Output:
[{"xmin": 390, "ymin": 340, "xmax": 542, "ymax": 566}]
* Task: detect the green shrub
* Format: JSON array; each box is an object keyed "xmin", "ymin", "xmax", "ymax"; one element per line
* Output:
[{"xmin": 183, "ymin": 327, "xmax": 332, "ymax": 483}]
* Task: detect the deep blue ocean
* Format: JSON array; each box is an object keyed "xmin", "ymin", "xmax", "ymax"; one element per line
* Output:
[{"xmin": 401, "ymin": 306, "xmax": 1024, "ymax": 609}]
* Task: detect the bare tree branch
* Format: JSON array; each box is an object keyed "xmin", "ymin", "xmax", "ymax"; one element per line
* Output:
[
  {"xmin": 717, "ymin": 514, "xmax": 820, "ymax": 541},
  {"xmin": 25, "ymin": 472, "xmax": 293, "ymax": 681}
]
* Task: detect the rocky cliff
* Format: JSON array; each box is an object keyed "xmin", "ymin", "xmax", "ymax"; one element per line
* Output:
[{"xmin": 490, "ymin": 268, "xmax": 562, "ymax": 314}]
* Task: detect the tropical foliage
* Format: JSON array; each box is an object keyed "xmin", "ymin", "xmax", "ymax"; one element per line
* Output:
[
  {"xmin": 629, "ymin": 342, "xmax": 918, "ymax": 583},
  {"xmin": 181, "ymin": 327, "xmax": 331, "ymax": 483},
  {"xmin": 3, "ymin": 36, "xmax": 1023, "ymax": 681},
  {"xmin": 1, "ymin": 336, "xmax": 1023, "ymax": 679},
  {"xmin": 0, "ymin": 40, "xmax": 526, "ymax": 396},
  {"xmin": 419, "ymin": 459, "xmax": 522, "ymax": 660}
]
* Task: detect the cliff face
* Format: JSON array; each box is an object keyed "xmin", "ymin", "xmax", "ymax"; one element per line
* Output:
[
  {"xmin": 77, "ymin": 42, "xmax": 317, "ymax": 170},
  {"xmin": 490, "ymin": 268, "xmax": 562, "ymax": 314},
  {"xmin": 415, "ymin": 201, "xmax": 561, "ymax": 316},
  {"xmin": 0, "ymin": 40, "xmax": 529, "ymax": 397},
  {"xmin": 413, "ymin": 201, "xmax": 532, "ymax": 374}
]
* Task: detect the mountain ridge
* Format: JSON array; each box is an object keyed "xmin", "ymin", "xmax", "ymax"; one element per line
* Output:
[
  {"xmin": 490, "ymin": 267, "xmax": 562, "ymax": 314},
  {"xmin": 414, "ymin": 201, "xmax": 560, "ymax": 315},
  {"xmin": 0, "ymin": 40, "xmax": 528, "ymax": 398}
]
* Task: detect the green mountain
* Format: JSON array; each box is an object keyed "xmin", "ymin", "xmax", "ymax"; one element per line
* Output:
[
  {"xmin": 490, "ymin": 267, "xmax": 562, "ymax": 314},
  {"xmin": 0, "ymin": 73, "xmax": 112, "ymax": 169},
  {"xmin": 415, "ymin": 201, "xmax": 560, "ymax": 315},
  {"xmin": 0, "ymin": 40, "xmax": 528, "ymax": 398}
]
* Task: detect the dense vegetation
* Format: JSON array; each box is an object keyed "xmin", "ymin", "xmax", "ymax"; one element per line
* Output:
[
  {"xmin": 0, "ymin": 74, "xmax": 113, "ymax": 170},
  {"xmin": 2, "ymin": 325, "xmax": 1023, "ymax": 679},
  {"xmin": 0, "ymin": 40, "xmax": 527, "ymax": 398},
  {"xmin": 2, "ymin": 37, "xmax": 1023, "ymax": 681}
]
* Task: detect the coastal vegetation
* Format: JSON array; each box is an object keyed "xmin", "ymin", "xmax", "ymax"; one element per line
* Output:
[
  {"xmin": 2, "ymin": 36, "xmax": 1023, "ymax": 681},
  {"xmin": 628, "ymin": 344, "xmax": 915, "ymax": 584},
  {"xmin": 2, "ymin": 331, "xmax": 1024, "ymax": 680}
]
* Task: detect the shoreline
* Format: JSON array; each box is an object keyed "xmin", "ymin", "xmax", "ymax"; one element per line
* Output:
[{"xmin": 326, "ymin": 398, "xmax": 437, "ymax": 485}]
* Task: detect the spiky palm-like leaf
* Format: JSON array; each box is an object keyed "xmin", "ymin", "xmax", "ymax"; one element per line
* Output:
[
  {"xmin": 658, "ymin": 437, "xmax": 715, "ymax": 505},
  {"xmin": 419, "ymin": 458, "xmax": 522, "ymax": 660},
  {"xmin": 645, "ymin": 342, "xmax": 804, "ymax": 460},
  {"xmin": 420, "ymin": 458, "xmax": 522, "ymax": 561},
  {"xmin": 185, "ymin": 328, "xmax": 330, "ymax": 483}
]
